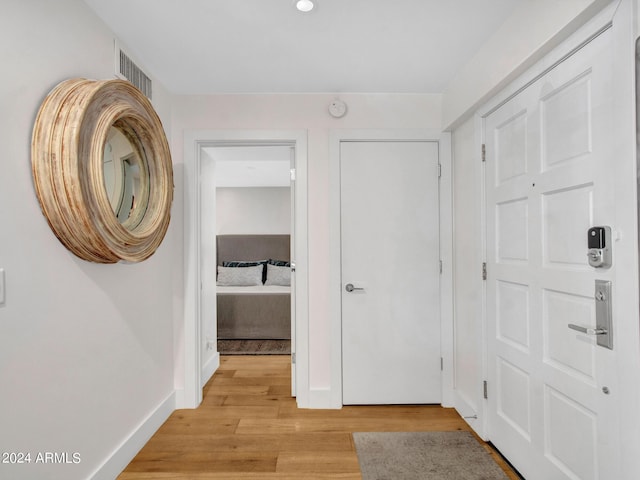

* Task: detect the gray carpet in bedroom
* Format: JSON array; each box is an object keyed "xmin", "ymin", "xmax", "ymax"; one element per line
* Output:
[
  {"xmin": 217, "ymin": 339, "xmax": 291, "ymax": 355},
  {"xmin": 353, "ymin": 431, "xmax": 510, "ymax": 480}
]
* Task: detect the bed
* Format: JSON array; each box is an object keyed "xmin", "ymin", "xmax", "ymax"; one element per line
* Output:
[{"xmin": 216, "ymin": 234, "xmax": 291, "ymax": 340}]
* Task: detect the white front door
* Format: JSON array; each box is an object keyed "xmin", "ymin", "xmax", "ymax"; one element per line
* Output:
[
  {"xmin": 485, "ymin": 28, "xmax": 622, "ymax": 479},
  {"xmin": 340, "ymin": 140, "xmax": 441, "ymax": 405}
]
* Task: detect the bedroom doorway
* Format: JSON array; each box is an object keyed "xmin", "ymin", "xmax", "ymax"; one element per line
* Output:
[
  {"xmin": 209, "ymin": 146, "xmax": 293, "ymax": 352},
  {"xmin": 183, "ymin": 130, "xmax": 309, "ymax": 408}
]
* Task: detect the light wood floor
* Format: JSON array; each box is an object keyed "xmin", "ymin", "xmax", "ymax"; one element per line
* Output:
[{"xmin": 118, "ymin": 355, "xmax": 520, "ymax": 479}]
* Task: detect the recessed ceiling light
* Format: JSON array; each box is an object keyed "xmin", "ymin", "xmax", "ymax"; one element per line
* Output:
[{"xmin": 296, "ymin": 0, "xmax": 314, "ymax": 13}]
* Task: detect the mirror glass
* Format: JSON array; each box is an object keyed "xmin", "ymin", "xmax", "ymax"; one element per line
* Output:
[{"xmin": 103, "ymin": 126, "xmax": 149, "ymax": 228}]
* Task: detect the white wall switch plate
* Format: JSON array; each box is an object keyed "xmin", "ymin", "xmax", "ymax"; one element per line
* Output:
[{"xmin": 0, "ymin": 269, "xmax": 5, "ymax": 306}]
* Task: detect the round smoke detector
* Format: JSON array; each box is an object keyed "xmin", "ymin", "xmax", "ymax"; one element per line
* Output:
[{"xmin": 329, "ymin": 99, "xmax": 347, "ymax": 118}]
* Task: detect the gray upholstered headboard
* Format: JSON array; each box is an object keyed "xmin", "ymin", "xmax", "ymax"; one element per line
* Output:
[{"xmin": 216, "ymin": 234, "xmax": 290, "ymax": 265}]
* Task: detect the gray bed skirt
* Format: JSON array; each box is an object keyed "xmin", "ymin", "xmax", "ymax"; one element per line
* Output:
[{"xmin": 217, "ymin": 292, "xmax": 291, "ymax": 340}]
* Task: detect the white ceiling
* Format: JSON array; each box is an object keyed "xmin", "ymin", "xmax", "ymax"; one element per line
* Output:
[
  {"xmin": 205, "ymin": 146, "xmax": 291, "ymax": 187},
  {"xmin": 83, "ymin": 0, "xmax": 524, "ymax": 95}
]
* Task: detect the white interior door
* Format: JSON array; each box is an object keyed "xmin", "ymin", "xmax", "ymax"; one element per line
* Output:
[
  {"xmin": 485, "ymin": 29, "xmax": 621, "ymax": 480},
  {"xmin": 340, "ymin": 140, "xmax": 441, "ymax": 405}
]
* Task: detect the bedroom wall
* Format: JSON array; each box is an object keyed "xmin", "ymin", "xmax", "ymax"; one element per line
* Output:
[
  {"xmin": 216, "ymin": 187, "xmax": 291, "ymax": 235},
  {"xmin": 172, "ymin": 93, "xmax": 442, "ymax": 393},
  {"xmin": 0, "ymin": 1, "xmax": 177, "ymax": 479}
]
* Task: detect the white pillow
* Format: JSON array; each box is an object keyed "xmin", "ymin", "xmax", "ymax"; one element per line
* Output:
[
  {"xmin": 264, "ymin": 263, "xmax": 291, "ymax": 286},
  {"xmin": 216, "ymin": 264, "xmax": 263, "ymax": 286}
]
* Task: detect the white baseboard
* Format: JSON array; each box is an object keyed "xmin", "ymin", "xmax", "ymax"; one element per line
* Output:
[
  {"xmin": 308, "ymin": 387, "xmax": 341, "ymax": 409},
  {"xmin": 173, "ymin": 353, "xmax": 220, "ymax": 410},
  {"xmin": 89, "ymin": 391, "xmax": 176, "ymax": 480},
  {"xmin": 201, "ymin": 351, "xmax": 220, "ymax": 386}
]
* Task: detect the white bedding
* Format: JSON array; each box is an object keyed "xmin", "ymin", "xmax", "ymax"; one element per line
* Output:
[{"xmin": 216, "ymin": 285, "xmax": 290, "ymax": 295}]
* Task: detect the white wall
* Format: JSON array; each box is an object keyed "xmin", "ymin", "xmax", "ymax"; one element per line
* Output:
[
  {"xmin": 451, "ymin": 116, "xmax": 484, "ymax": 429},
  {"xmin": 442, "ymin": 0, "xmax": 612, "ymax": 129},
  {"xmin": 172, "ymin": 93, "xmax": 442, "ymax": 391},
  {"xmin": 216, "ymin": 187, "xmax": 291, "ymax": 235},
  {"xmin": 0, "ymin": 1, "xmax": 177, "ymax": 478}
]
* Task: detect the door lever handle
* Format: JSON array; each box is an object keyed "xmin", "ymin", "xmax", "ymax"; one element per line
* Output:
[
  {"xmin": 568, "ymin": 280, "xmax": 613, "ymax": 350},
  {"xmin": 345, "ymin": 283, "xmax": 364, "ymax": 292},
  {"xmin": 568, "ymin": 324, "xmax": 608, "ymax": 336}
]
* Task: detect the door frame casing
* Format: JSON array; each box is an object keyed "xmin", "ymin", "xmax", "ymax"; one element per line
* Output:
[
  {"xmin": 329, "ymin": 129, "xmax": 454, "ymax": 408},
  {"xmin": 181, "ymin": 129, "xmax": 309, "ymax": 409},
  {"xmin": 475, "ymin": 1, "xmax": 640, "ymax": 475}
]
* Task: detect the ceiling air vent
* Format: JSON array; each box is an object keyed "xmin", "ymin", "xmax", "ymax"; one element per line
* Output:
[{"xmin": 115, "ymin": 43, "xmax": 152, "ymax": 100}]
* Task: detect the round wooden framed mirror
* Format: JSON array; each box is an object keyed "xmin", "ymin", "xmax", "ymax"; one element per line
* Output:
[{"xmin": 32, "ymin": 78, "xmax": 173, "ymax": 263}]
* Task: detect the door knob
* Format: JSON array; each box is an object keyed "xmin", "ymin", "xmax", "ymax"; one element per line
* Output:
[{"xmin": 345, "ymin": 283, "xmax": 364, "ymax": 292}]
